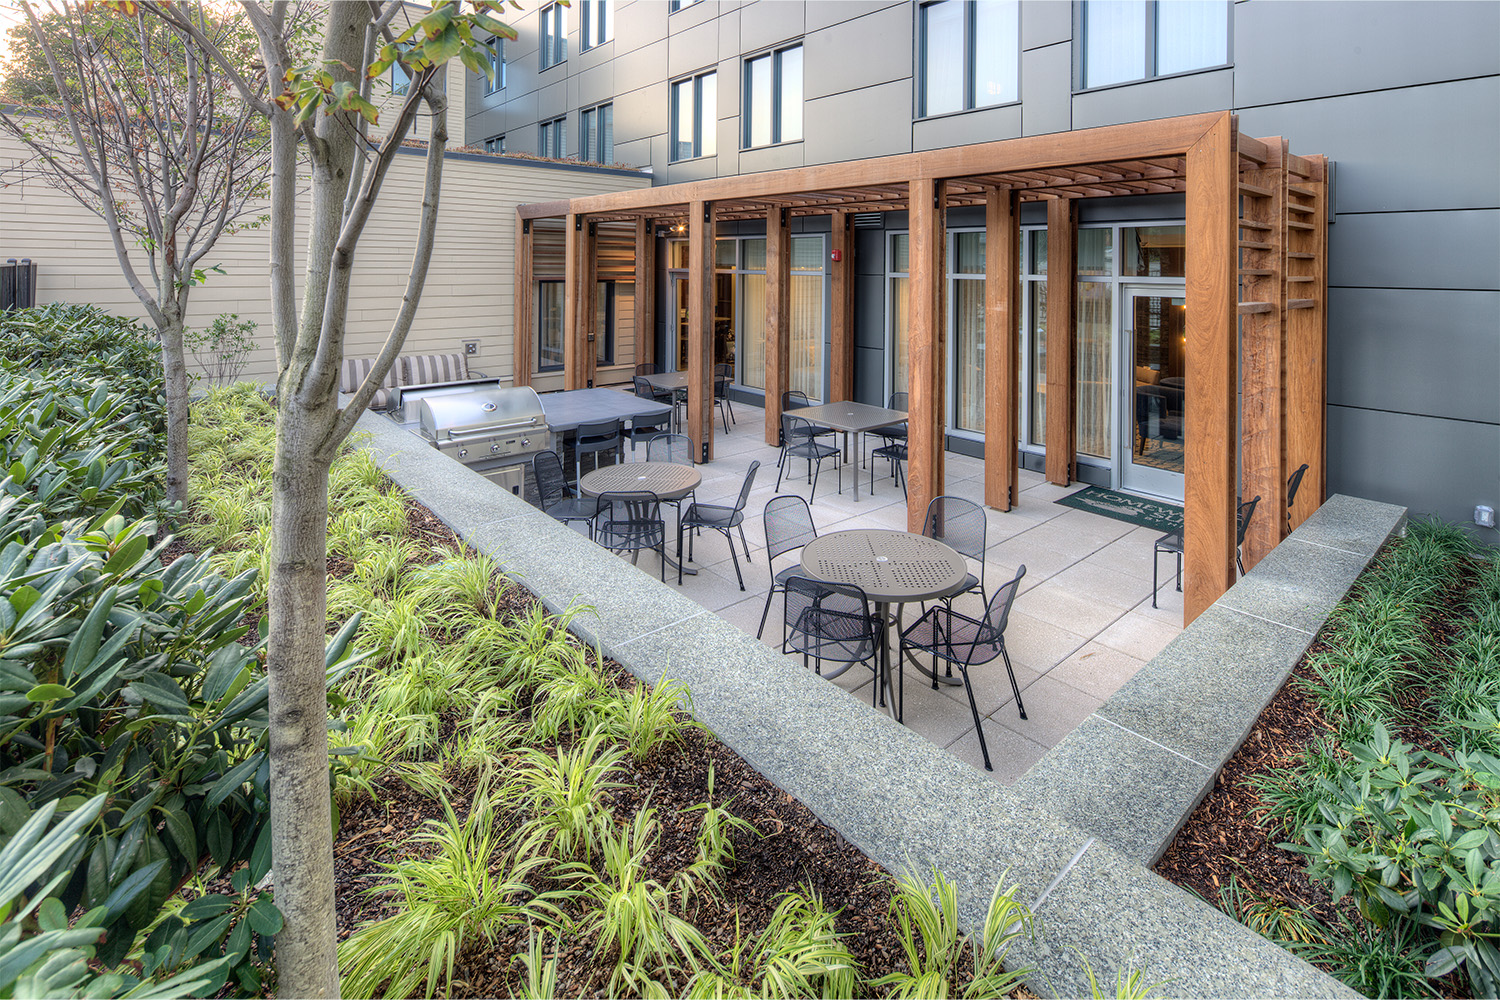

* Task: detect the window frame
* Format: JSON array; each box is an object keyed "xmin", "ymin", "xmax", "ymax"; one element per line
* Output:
[
  {"xmin": 483, "ymin": 134, "xmax": 506, "ymax": 154},
  {"xmin": 580, "ymin": 103, "xmax": 613, "ymax": 164},
  {"xmin": 538, "ymin": 115, "xmax": 567, "ymax": 159},
  {"xmin": 579, "ymin": 0, "xmax": 612, "ymax": 50},
  {"xmin": 480, "ymin": 36, "xmax": 505, "ymax": 95},
  {"xmin": 537, "ymin": 280, "xmax": 564, "ymax": 372},
  {"xmin": 742, "ymin": 43, "xmax": 803, "ymax": 149},
  {"xmin": 917, "ymin": 0, "xmax": 1019, "ymax": 119},
  {"xmin": 669, "ymin": 70, "xmax": 716, "ymax": 162},
  {"xmin": 668, "ymin": 0, "xmax": 702, "ymax": 12},
  {"xmin": 1074, "ymin": 0, "xmax": 1233, "ymax": 92},
  {"xmin": 539, "ymin": 2, "xmax": 567, "ymax": 71}
]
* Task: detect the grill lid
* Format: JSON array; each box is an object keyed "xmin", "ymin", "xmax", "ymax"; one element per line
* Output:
[{"xmin": 419, "ymin": 386, "xmax": 545, "ymax": 440}]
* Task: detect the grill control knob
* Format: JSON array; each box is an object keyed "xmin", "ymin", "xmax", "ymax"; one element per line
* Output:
[
  {"xmin": 490, "ymin": 442, "xmax": 500, "ymax": 454},
  {"xmin": 458, "ymin": 448, "xmax": 467, "ymax": 458},
  {"xmin": 521, "ymin": 438, "xmax": 530, "ymax": 448}
]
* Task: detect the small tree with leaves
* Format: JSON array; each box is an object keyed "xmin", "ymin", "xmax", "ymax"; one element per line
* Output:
[{"xmin": 0, "ymin": 1, "xmax": 281, "ymax": 505}]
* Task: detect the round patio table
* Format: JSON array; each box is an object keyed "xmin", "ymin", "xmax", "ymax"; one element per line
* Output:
[
  {"xmin": 579, "ymin": 461, "xmax": 703, "ymax": 576},
  {"xmin": 799, "ymin": 529, "xmax": 968, "ymax": 717}
]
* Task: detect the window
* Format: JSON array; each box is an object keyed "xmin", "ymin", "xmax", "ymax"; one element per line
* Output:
[
  {"xmin": 483, "ymin": 134, "xmax": 505, "ymax": 154},
  {"xmin": 390, "ymin": 60, "xmax": 410, "ymax": 97},
  {"xmin": 480, "ymin": 36, "xmax": 504, "ymax": 94},
  {"xmin": 581, "ymin": 104, "xmax": 613, "ymax": 164},
  {"xmin": 540, "ymin": 3, "xmax": 567, "ymax": 70},
  {"xmin": 919, "ymin": 0, "xmax": 1018, "ymax": 117},
  {"xmin": 888, "ymin": 233, "xmax": 909, "ymax": 396},
  {"xmin": 744, "ymin": 45, "xmax": 803, "ymax": 147},
  {"xmin": 539, "ymin": 116, "xmax": 566, "ymax": 158},
  {"xmin": 1080, "ymin": 0, "xmax": 1229, "ymax": 89},
  {"xmin": 579, "ymin": 0, "xmax": 612, "ymax": 50},
  {"xmin": 669, "ymin": 71, "xmax": 716, "ymax": 161},
  {"xmin": 668, "ymin": 0, "xmax": 702, "ymax": 12},
  {"xmin": 595, "ymin": 282, "xmax": 615, "ymax": 365},
  {"xmin": 538, "ymin": 281, "xmax": 563, "ymax": 371}
]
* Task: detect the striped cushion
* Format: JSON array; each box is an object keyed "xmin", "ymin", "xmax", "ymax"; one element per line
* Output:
[
  {"xmin": 401, "ymin": 353, "xmax": 469, "ymax": 386},
  {"xmin": 339, "ymin": 356, "xmax": 398, "ymax": 410}
]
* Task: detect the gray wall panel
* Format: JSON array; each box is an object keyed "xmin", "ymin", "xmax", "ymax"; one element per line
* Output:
[
  {"xmin": 1328, "ymin": 210, "xmax": 1500, "ymax": 291},
  {"xmin": 613, "ymin": 137, "xmax": 654, "ymax": 168},
  {"xmin": 1326, "ymin": 405, "xmax": 1498, "ymax": 545},
  {"xmin": 1021, "ymin": 0, "xmax": 1071, "ymax": 50},
  {"xmin": 573, "ymin": 58, "xmax": 617, "ymax": 109},
  {"xmin": 855, "ymin": 227, "xmax": 886, "ymax": 275},
  {"xmin": 804, "ymin": 80, "xmax": 914, "ymax": 163},
  {"xmin": 804, "ymin": 4, "xmax": 913, "ymax": 100},
  {"xmin": 1021, "ymin": 42, "xmax": 1072, "ymax": 137},
  {"xmin": 1234, "ymin": 1, "xmax": 1500, "ymax": 108},
  {"xmin": 614, "ymin": 82, "xmax": 668, "ymax": 145},
  {"xmin": 1235, "ymin": 79, "xmax": 1500, "ymax": 214},
  {"xmin": 740, "ymin": 141, "xmax": 807, "ymax": 174},
  {"xmin": 717, "ymin": 4, "xmax": 741, "ymax": 55},
  {"xmin": 668, "ymin": 20, "xmax": 721, "ymax": 77},
  {"xmin": 855, "ymin": 345, "xmax": 886, "ymax": 404},
  {"xmin": 716, "ymin": 56, "xmax": 741, "ymax": 120},
  {"xmin": 856, "ymin": 275, "xmax": 886, "ymax": 350},
  {"xmin": 740, "ymin": 0, "xmax": 803, "ymax": 53},
  {"xmin": 1071, "ymin": 68, "xmax": 1233, "ymax": 129},
  {"xmin": 1326, "ymin": 287, "xmax": 1500, "ymax": 424},
  {"xmin": 538, "ymin": 80, "xmax": 568, "ymax": 120},
  {"xmin": 613, "ymin": 38, "xmax": 668, "ymax": 92},
  {"xmin": 615, "ymin": 0, "xmax": 669, "ymax": 56},
  {"xmin": 913, "ymin": 104, "xmax": 1022, "ymax": 152},
  {"xmin": 667, "ymin": 0, "xmax": 719, "ymax": 33},
  {"xmin": 806, "ymin": 0, "xmax": 904, "ymax": 34}
]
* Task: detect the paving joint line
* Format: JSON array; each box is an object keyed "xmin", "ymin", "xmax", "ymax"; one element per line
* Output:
[
  {"xmin": 1217, "ymin": 603, "xmax": 1316, "ymax": 636},
  {"xmin": 614, "ymin": 609, "xmax": 712, "ymax": 648},
  {"xmin": 1094, "ymin": 713, "xmax": 1213, "ymax": 771}
]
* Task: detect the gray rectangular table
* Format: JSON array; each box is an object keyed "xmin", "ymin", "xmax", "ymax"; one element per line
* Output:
[
  {"xmin": 540, "ymin": 387, "xmax": 673, "ymax": 439},
  {"xmin": 789, "ymin": 401, "xmax": 907, "ymax": 501},
  {"xmin": 642, "ymin": 371, "xmax": 688, "ymax": 392}
]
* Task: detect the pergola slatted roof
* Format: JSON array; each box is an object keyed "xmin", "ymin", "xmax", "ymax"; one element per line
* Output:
[{"xmin": 514, "ymin": 112, "xmax": 1329, "ymax": 625}]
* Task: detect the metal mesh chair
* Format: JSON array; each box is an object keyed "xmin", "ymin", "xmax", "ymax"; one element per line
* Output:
[
  {"xmin": 1286, "ymin": 463, "xmax": 1310, "ymax": 530},
  {"xmin": 867, "ymin": 390, "xmax": 909, "ymax": 470},
  {"xmin": 574, "ymin": 418, "xmax": 622, "ymax": 486},
  {"xmin": 779, "ymin": 389, "xmax": 834, "ymax": 462},
  {"xmin": 899, "ymin": 565, "xmax": 1028, "ymax": 771},
  {"xmin": 679, "ymin": 461, "xmax": 759, "ymax": 589},
  {"xmin": 1152, "ymin": 495, "xmax": 1262, "ymax": 607},
  {"xmin": 633, "ymin": 375, "xmax": 676, "ymax": 422},
  {"xmin": 646, "ymin": 432, "xmax": 694, "ymax": 465},
  {"xmin": 627, "ymin": 407, "xmax": 673, "ymax": 454},
  {"xmin": 870, "ymin": 439, "xmax": 907, "ymax": 497},
  {"xmin": 782, "ymin": 577, "xmax": 881, "ymax": 702},
  {"xmin": 923, "ymin": 496, "xmax": 987, "ymax": 605},
  {"xmin": 635, "ymin": 363, "xmax": 659, "ymax": 376},
  {"xmin": 757, "ymin": 495, "xmax": 817, "ymax": 638},
  {"xmin": 713, "ymin": 363, "xmax": 735, "ymax": 432},
  {"xmin": 775, "ymin": 413, "xmax": 841, "ymax": 500},
  {"xmin": 595, "ymin": 491, "xmax": 667, "ymax": 582},
  {"xmin": 533, "ymin": 451, "xmax": 600, "ymax": 539}
]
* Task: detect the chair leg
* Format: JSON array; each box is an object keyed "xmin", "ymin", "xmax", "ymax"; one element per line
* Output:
[
  {"xmin": 775, "ymin": 450, "xmax": 787, "ymax": 488},
  {"xmin": 1237, "ymin": 549, "xmax": 1245, "ymax": 577},
  {"xmin": 1175, "ymin": 552, "xmax": 1182, "ymax": 592},
  {"xmin": 960, "ymin": 670, "xmax": 992, "ymax": 772},
  {"xmin": 725, "ymin": 528, "xmax": 745, "ymax": 591},
  {"xmin": 738, "ymin": 524, "xmax": 752, "ymax": 562},
  {"xmin": 1152, "ymin": 548, "xmax": 1160, "ymax": 609},
  {"xmin": 677, "ymin": 522, "xmax": 684, "ymax": 585},
  {"xmin": 757, "ymin": 585, "xmax": 779, "ymax": 639},
  {"xmin": 657, "ymin": 540, "xmax": 665, "ymax": 583},
  {"xmin": 1002, "ymin": 644, "xmax": 1027, "ymax": 720}
]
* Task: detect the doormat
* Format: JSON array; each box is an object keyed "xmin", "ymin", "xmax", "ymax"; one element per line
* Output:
[{"xmin": 1055, "ymin": 486, "xmax": 1183, "ymax": 533}]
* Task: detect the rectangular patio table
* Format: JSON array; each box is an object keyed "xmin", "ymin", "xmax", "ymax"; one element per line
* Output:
[
  {"xmin": 540, "ymin": 387, "xmax": 673, "ymax": 444},
  {"xmin": 641, "ymin": 371, "xmax": 688, "ymax": 392},
  {"xmin": 787, "ymin": 401, "xmax": 907, "ymax": 502}
]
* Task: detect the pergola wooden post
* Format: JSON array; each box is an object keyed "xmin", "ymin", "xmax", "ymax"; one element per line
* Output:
[
  {"xmin": 1239, "ymin": 138, "xmax": 1289, "ymax": 569},
  {"xmin": 513, "ymin": 215, "xmax": 533, "ymax": 387},
  {"xmin": 1044, "ymin": 198, "xmax": 1076, "ymax": 485},
  {"xmin": 563, "ymin": 212, "xmax": 583, "ymax": 390},
  {"xmin": 686, "ymin": 200, "xmax": 716, "ymax": 462},
  {"xmin": 634, "ymin": 218, "xmax": 656, "ymax": 369},
  {"xmin": 907, "ymin": 178, "xmax": 946, "ymax": 533},
  {"xmin": 984, "ymin": 187, "xmax": 1020, "ymax": 511},
  {"xmin": 764, "ymin": 207, "xmax": 790, "ymax": 445},
  {"xmin": 1184, "ymin": 112, "xmax": 1240, "ymax": 623},
  {"xmin": 1286, "ymin": 155, "xmax": 1329, "ymax": 529},
  {"xmin": 582, "ymin": 221, "xmax": 599, "ymax": 388},
  {"xmin": 829, "ymin": 209, "xmax": 855, "ymax": 402}
]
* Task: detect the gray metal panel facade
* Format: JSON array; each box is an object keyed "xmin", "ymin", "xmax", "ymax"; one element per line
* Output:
[{"xmin": 474, "ymin": 0, "xmax": 1500, "ymax": 541}]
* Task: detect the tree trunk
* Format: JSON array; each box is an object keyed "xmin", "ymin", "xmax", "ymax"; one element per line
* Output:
[
  {"xmin": 157, "ymin": 306, "xmax": 192, "ymax": 507},
  {"xmin": 266, "ymin": 398, "xmax": 338, "ymax": 999}
]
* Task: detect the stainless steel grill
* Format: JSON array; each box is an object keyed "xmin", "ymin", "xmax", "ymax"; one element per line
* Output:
[{"xmin": 417, "ymin": 386, "xmax": 551, "ymax": 494}]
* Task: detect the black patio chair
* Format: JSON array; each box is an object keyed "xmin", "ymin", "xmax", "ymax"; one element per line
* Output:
[
  {"xmin": 713, "ymin": 362, "xmax": 736, "ymax": 432},
  {"xmin": 574, "ymin": 418, "xmax": 622, "ymax": 487},
  {"xmin": 779, "ymin": 389, "xmax": 834, "ymax": 463},
  {"xmin": 635, "ymin": 363, "xmax": 660, "ymax": 376},
  {"xmin": 782, "ymin": 576, "xmax": 882, "ymax": 705},
  {"xmin": 595, "ymin": 491, "xmax": 667, "ymax": 582},
  {"xmin": 679, "ymin": 461, "xmax": 759, "ymax": 589},
  {"xmin": 757, "ymin": 494, "xmax": 817, "ymax": 639},
  {"xmin": 871, "ymin": 438, "xmax": 907, "ymax": 497},
  {"xmin": 1286, "ymin": 462, "xmax": 1310, "ymax": 530},
  {"xmin": 923, "ymin": 496, "xmax": 987, "ymax": 608},
  {"xmin": 626, "ymin": 407, "xmax": 673, "ymax": 454},
  {"xmin": 1152, "ymin": 495, "xmax": 1261, "ymax": 608},
  {"xmin": 633, "ymin": 374, "xmax": 676, "ymax": 414},
  {"xmin": 533, "ymin": 450, "xmax": 600, "ymax": 540},
  {"xmin": 867, "ymin": 390, "xmax": 909, "ymax": 470},
  {"xmin": 899, "ymin": 565, "xmax": 1029, "ymax": 772},
  {"xmin": 646, "ymin": 431, "xmax": 696, "ymax": 527},
  {"xmin": 775, "ymin": 413, "xmax": 841, "ymax": 500}
]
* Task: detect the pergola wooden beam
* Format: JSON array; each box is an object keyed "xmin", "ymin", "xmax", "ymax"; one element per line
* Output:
[
  {"xmin": 1044, "ymin": 197, "xmax": 1076, "ymax": 485},
  {"xmin": 1184, "ymin": 112, "xmax": 1240, "ymax": 624},
  {"xmin": 907, "ymin": 178, "xmax": 947, "ymax": 533},
  {"xmin": 563, "ymin": 213, "xmax": 584, "ymax": 390},
  {"xmin": 1286, "ymin": 155, "xmax": 1329, "ymax": 529},
  {"xmin": 984, "ymin": 187, "xmax": 1020, "ymax": 511},
  {"xmin": 686, "ymin": 200, "xmax": 715, "ymax": 462}
]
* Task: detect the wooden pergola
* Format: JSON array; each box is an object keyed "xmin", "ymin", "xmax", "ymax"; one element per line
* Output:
[{"xmin": 515, "ymin": 111, "xmax": 1328, "ymax": 624}]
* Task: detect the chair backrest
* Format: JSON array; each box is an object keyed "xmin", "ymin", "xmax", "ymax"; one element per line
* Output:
[
  {"xmin": 533, "ymin": 451, "xmax": 570, "ymax": 507},
  {"xmin": 731, "ymin": 461, "xmax": 761, "ymax": 513},
  {"xmin": 978, "ymin": 565, "xmax": 1028, "ymax": 647},
  {"xmin": 576, "ymin": 418, "xmax": 622, "ymax": 448},
  {"xmin": 782, "ymin": 389, "xmax": 811, "ymax": 411},
  {"xmin": 764, "ymin": 494, "xmax": 816, "ymax": 565},
  {"xmin": 889, "ymin": 391, "xmax": 909, "ymax": 411},
  {"xmin": 781, "ymin": 412, "xmax": 807, "ymax": 446},
  {"xmin": 633, "ymin": 376, "xmax": 656, "ymax": 400},
  {"xmin": 630, "ymin": 410, "xmax": 672, "ymax": 440},
  {"xmin": 597, "ymin": 491, "xmax": 662, "ymax": 526},
  {"xmin": 1286, "ymin": 463, "xmax": 1310, "ymax": 509},
  {"xmin": 714, "ymin": 362, "xmax": 733, "ymax": 379},
  {"xmin": 922, "ymin": 495, "xmax": 986, "ymax": 563},
  {"xmin": 782, "ymin": 576, "xmax": 876, "ymax": 663},
  {"xmin": 647, "ymin": 432, "xmax": 694, "ymax": 464},
  {"xmin": 1236, "ymin": 495, "xmax": 1262, "ymax": 546},
  {"xmin": 635, "ymin": 363, "xmax": 659, "ymax": 376}
]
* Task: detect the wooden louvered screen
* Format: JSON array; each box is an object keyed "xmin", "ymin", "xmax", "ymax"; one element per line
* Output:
[
  {"xmin": 533, "ymin": 219, "xmax": 565, "ymax": 279},
  {"xmin": 594, "ymin": 223, "xmax": 635, "ymax": 280}
]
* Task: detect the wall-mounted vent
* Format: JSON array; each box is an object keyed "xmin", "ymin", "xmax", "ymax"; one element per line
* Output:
[{"xmin": 852, "ymin": 213, "xmax": 884, "ymax": 229}]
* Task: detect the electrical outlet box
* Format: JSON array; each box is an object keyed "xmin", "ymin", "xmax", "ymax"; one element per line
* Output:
[{"xmin": 462, "ymin": 340, "xmax": 479, "ymax": 356}]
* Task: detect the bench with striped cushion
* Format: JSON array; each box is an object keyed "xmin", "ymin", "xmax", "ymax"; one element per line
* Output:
[
  {"xmin": 339, "ymin": 356, "xmax": 400, "ymax": 410},
  {"xmin": 402, "ymin": 353, "xmax": 469, "ymax": 386}
]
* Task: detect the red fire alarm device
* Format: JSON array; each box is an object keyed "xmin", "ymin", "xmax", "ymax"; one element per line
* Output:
[{"xmin": 830, "ymin": 249, "xmax": 843, "ymax": 262}]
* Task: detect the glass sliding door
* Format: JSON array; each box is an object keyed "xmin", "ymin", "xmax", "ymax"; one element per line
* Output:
[{"xmin": 1120, "ymin": 284, "xmax": 1187, "ymax": 500}]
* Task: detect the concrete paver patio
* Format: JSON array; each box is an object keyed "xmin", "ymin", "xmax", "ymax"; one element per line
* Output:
[{"xmin": 580, "ymin": 396, "xmax": 1183, "ymax": 785}]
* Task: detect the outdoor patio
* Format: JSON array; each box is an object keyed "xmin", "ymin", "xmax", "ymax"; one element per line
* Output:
[{"xmin": 567, "ymin": 395, "xmax": 1183, "ymax": 785}]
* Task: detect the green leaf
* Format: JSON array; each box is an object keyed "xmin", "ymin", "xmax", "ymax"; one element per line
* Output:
[
  {"xmin": 25, "ymin": 684, "xmax": 74, "ymax": 702},
  {"xmin": 205, "ymin": 754, "xmax": 262, "ymax": 810},
  {"xmin": 179, "ymin": 895, "xmax": 233, "ymax": 921},
  {"xmin": 159, "ymin": 806, "xmax": 197, "ymax": 866},
  {"xmin": 102, "ymin": 535, "xmax": 148, "ymax": 575},
  {"xmin": 246, "ymin": 897, "xmax": 282, "ymax": 936},
  {"xmin": 183, "ymin": 912, "xmax": 232, "ymax": 959},
  {"xmin": 0, "ymin": 785, "xmax": 29, "ymax": 836},
  {"xmin": 425, "ymin": 23, "xmax": 465, "ymax": 64},
  {"xmin": 1426, "ymin": 944, "xmax": 1467, "ymax": 978},
  {"xmin": 9, "ymin": 585, "xmax": 40, "ymax": 615},
  {"xmin": 206, "ymin": 811, "xmax": 232, "ymax": 870},
  {"xmin": 100, "ymin": 858, "xmax": 166, "ymax": 924}
]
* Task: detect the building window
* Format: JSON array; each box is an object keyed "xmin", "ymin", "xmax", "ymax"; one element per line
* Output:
[
  {"xmin": 596, "ymin": 282, "xmax": 615, "ymax": 366},
  {"xmin": 744, "ymin": 44, "xmax": 803, "ymax": 148},
  {"xmin": 480, "ymin": 36, "xmax": 505, "ymax": 94},
  {"xmin": 579, "ymin": 0, "xmax": 612, "ymax": 50},
  {"xmin": 540, "ymin": 3, "xmax": 567, "ymax": 70},
  {"xmin": 919, "ymin": 0, "xmax": 1018, "ymax": 117},
  {"xmin": 483, "ymin": 134, "xmax": 505, "ymax": 154},
  {"xmin": 668, "ymin": 0, "xmax": 702, "ymax": 12},
  {"xmin": 391, "ymin": 60, "xmax": 410, "ymax": 97},
  {"xmin": 581, "ymin": 104, "xmax": 613, "ymax": 163},
  {"xmin": 669, "ymin": 71, "xmax": 716, "ymax": 161},
  {"xmin": 538, "ymin": 281, "xmax": 564, "ymax": 371},
  {"xmin": 539, "ymin": 116, "xmax": 566, "ymax": 158},
  {"xmin": 1080, "ymin": 0, "xmax": 1229, "ymax": 89}
]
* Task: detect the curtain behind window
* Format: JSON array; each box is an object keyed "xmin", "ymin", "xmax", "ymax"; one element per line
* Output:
[{"xmin": 1075, "ymin": 281, "xmax": 1112, "ymax": 458}]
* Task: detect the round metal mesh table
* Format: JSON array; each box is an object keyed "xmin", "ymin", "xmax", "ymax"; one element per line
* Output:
[
  {"xmin": 800, "ymin": 529, "xmax": 967, "ymax": 604},
  {"xmin": 578, "ymin": 461, "xmax": 702, "ymax": 500}
]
